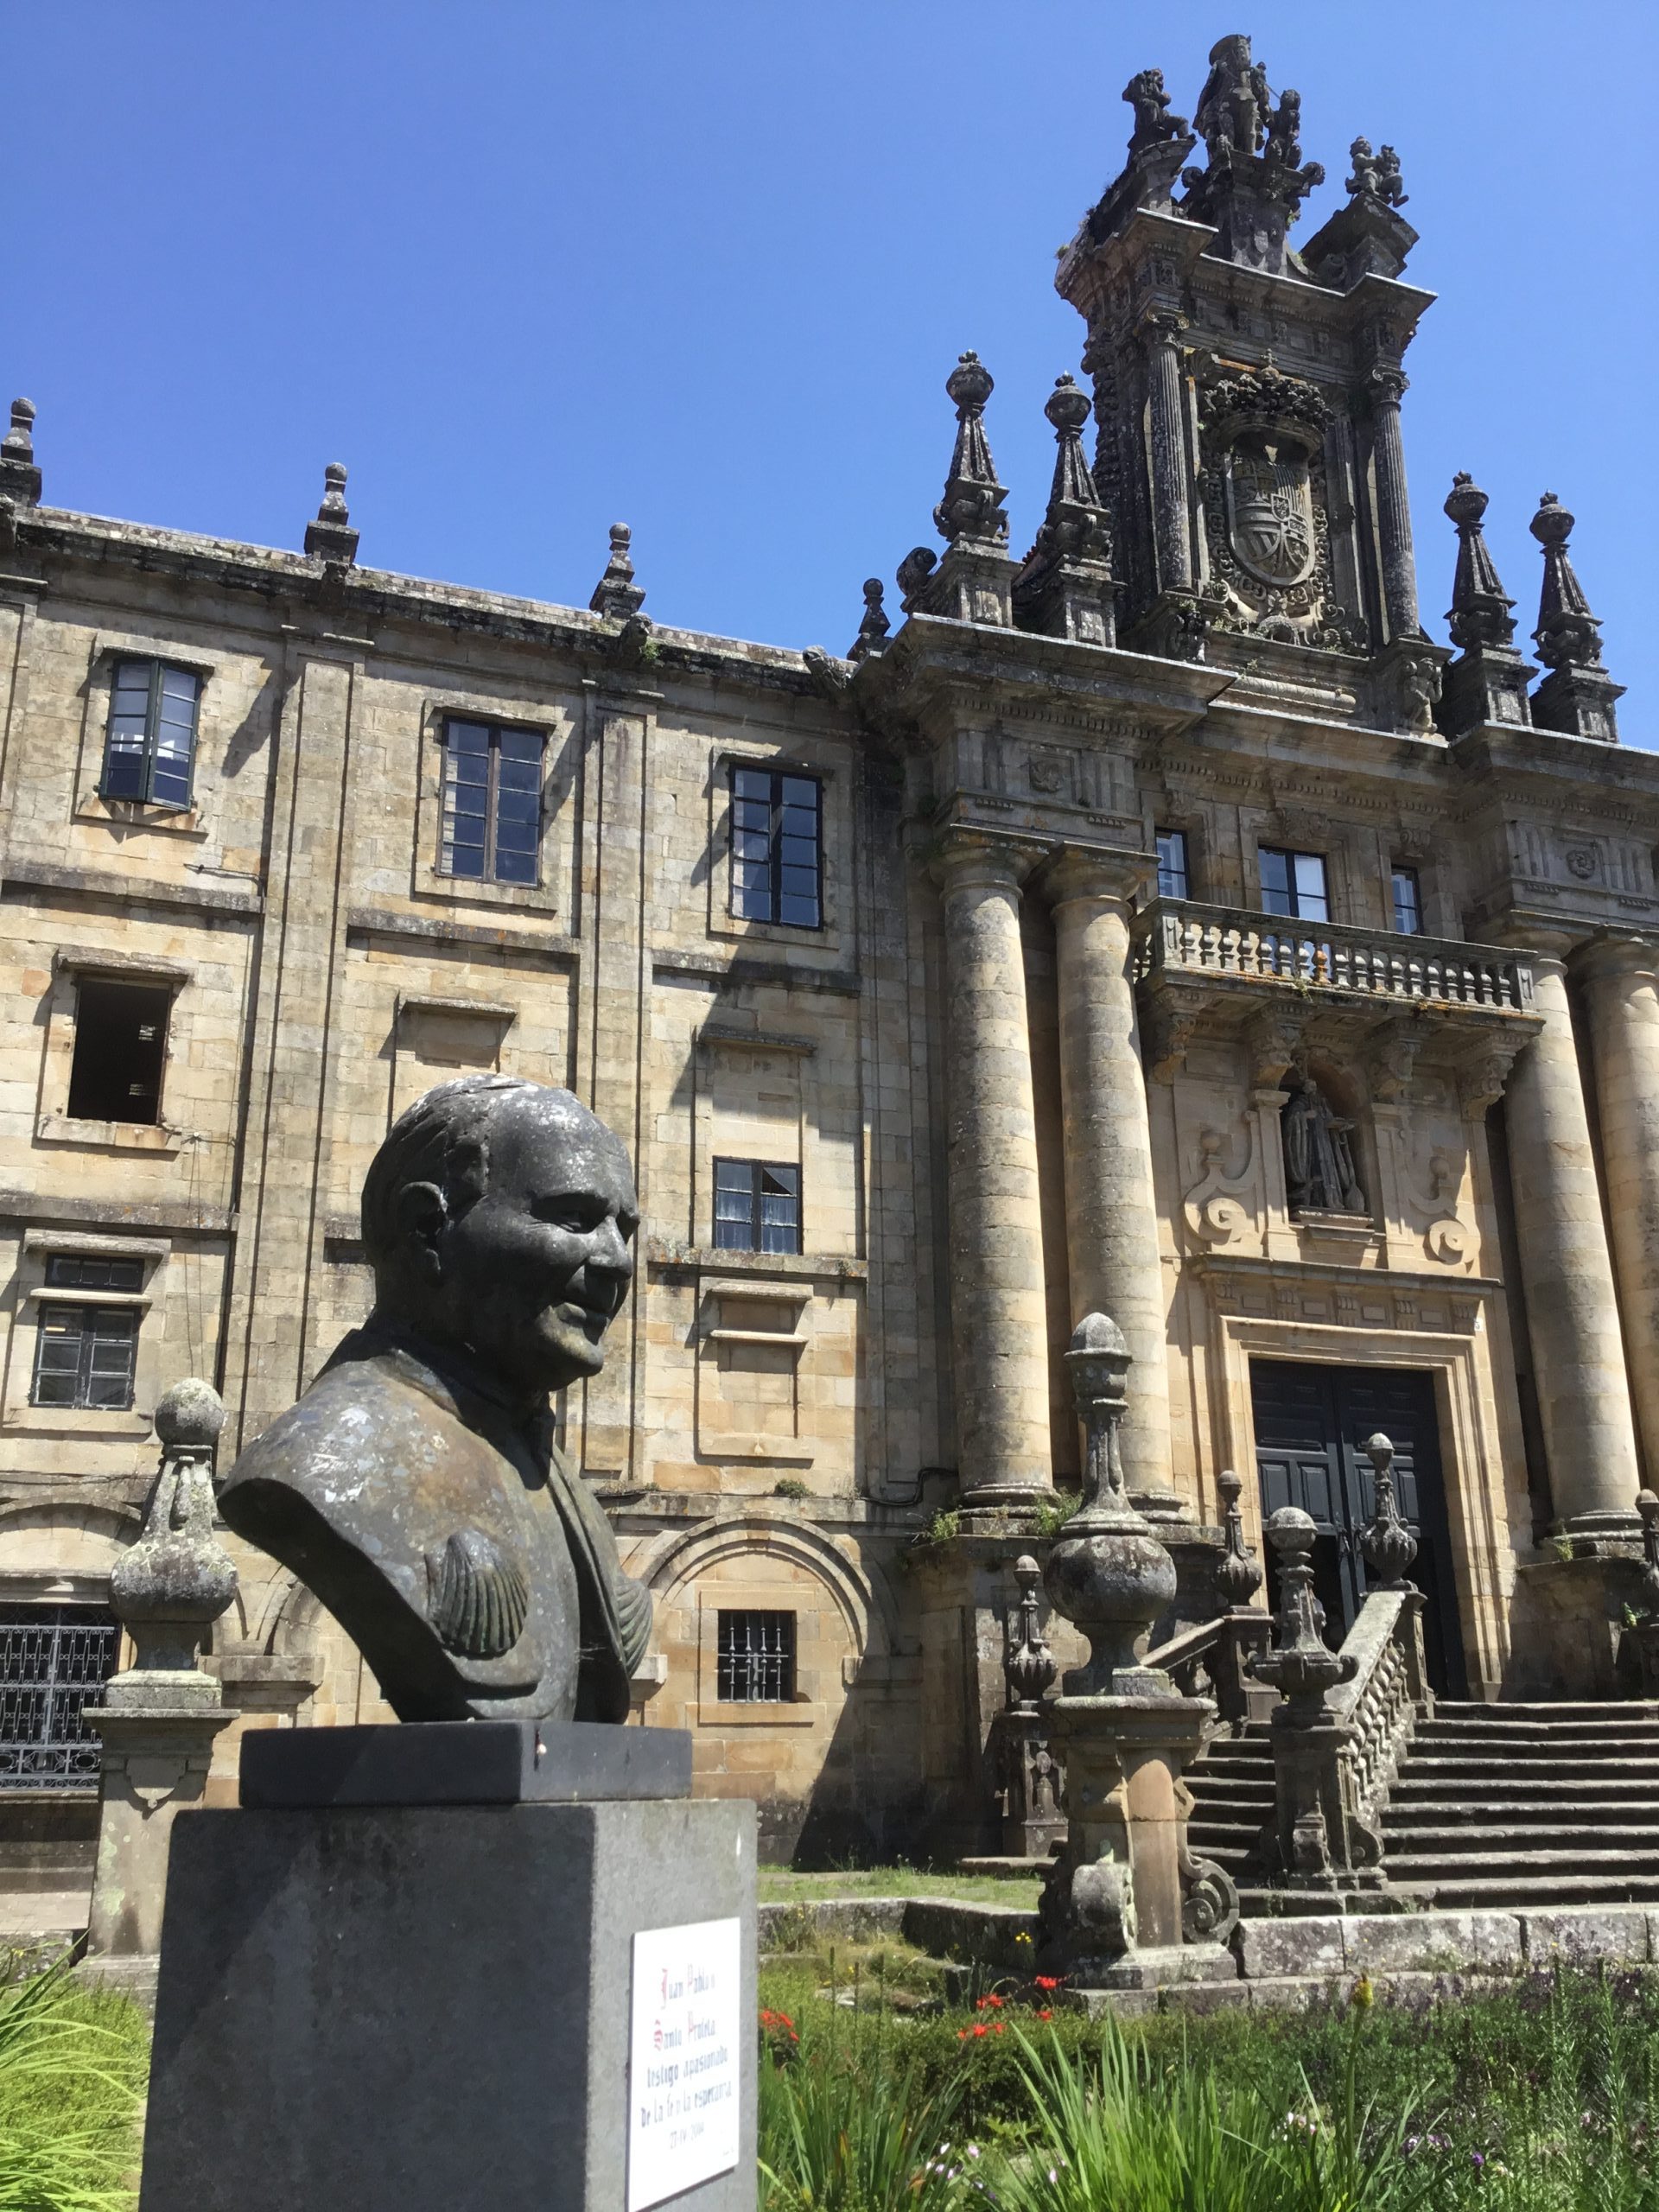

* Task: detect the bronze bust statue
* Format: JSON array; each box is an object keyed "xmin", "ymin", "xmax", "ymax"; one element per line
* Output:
[{"xmin": 219, "ymin": 1077, "xmax": 652, "ymax": 1723}]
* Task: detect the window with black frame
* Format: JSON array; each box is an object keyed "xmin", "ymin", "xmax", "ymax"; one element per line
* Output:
[
  {"xmin": 716, "ymin": 1610, "xmax": 796, "ymax": 1702},
  {"xmin": 1155, "ymin": 827, "xmax": 1190, "ymax": 900},
  {"xmin": 31, "ymin": 1253, "xmax": 143, "ymax": 1410},
  {"xmin": 1391, "ymin": 865, "xmax": 1424, "ymax": 935},
  {"xmin": 729, "ymin": 766, "xmax": 822, "ymax": 927},
  {"xmin": 102, "ymin": 659, "xmax": 201, "ymax": 808},
  {"xmin": 713, "ymin": 1159, "xmax": 801, "ymax": 1255},
  {"xmin": 439, "ymin": 718, "xmax": 543, "ymax": 884},
  {"xmin": 1259, "ymin": 846, "xmax": 1331, "ymax": 922}
]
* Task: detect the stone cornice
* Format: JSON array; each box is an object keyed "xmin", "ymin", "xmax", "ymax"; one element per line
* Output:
[{"xmin": 13, "ymin": 506, "xmax": 839, "ymax": 708}]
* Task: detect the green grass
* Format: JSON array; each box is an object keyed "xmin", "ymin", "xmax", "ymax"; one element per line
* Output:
[
  {"xmin": 758, "ymin": 1868, "xmax": 1043, "ymax": 1909},
  {"xmin": 0, "ymin": 1955, "xmax": 149, "ymax": 2210}
]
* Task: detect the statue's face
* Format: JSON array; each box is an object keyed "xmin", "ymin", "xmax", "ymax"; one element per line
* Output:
[{"xmin": 429, "ymin": 1096, "xmax": 639, "ymax": 1398}]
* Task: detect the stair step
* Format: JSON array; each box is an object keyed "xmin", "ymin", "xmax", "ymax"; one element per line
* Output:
[
  {"xmin": 1387, "ymin": 1802, "xmax": 1659, "ymax": 1826},
  {"xmin": 1394, "ymin": 1874, "xmax": 1659, "ymax": 1909},
  {"xmin": 1434, "ymin": 1701, "xmax": 1659, "ymax": 1721},
  {"xmin": 1397, "ymin": 1761, "xmax": 1659, "ymax": 1785},
  {"xmin": 1379, "ymin": 1826, "xmax": 1659, "ymax": 1856},
  {"xmin": 1386, "ymin": 1848, "xmax": 1659, "ymax": 1880},
  {"xmin": 1411, "ymin": 1735, "xmax": 1659, "ymax": 1756}
]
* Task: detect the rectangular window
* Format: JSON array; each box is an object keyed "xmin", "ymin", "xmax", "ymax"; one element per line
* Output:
[
  {"xmin": 31, "ymin": 1306, "xmax": 138, "ymax": 1410},
  {"xmin": 730, "ymin": 766, "xmax": 823, "ymax": 928},
  {"xmin": 713, "ymin": 1159, "xmax": 802, "ymax": 1255},
  {"xmin": 716, "ymin": 1609, "xmax": 796, "ymax": 1703},
  {"xmin": 440, "ymin": 718, "xmax": 544, "ymax": 885},
  {"xmin": 43, "ymin": 1255, "xmax": 144, "ymax": 1294},
  {"xmin": 66, "ymin": 979, "xmax": 171, "ymax": 1125},
  {"xmin": 1155, "ymin": 828, "xmax": 1190, "ymax": 900},
  {"xmin": 0, "ymin": 1605, "xmax": 119, "ymax": 1792},
  {"xmin": 102, "ymin": 659, "xmax": 200, "ymax": 808},
  {"xmin": 1391, "ymin": 866, "xmax": 1423, "ymax": 936},
  {"xmin": 1259, "ymin": 847, "xmax": 1330, "ymax": 922}
]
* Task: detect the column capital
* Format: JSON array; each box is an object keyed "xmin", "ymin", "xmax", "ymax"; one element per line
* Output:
[
  {"xmin": 1573, "ymin": 931, "xmax": 1659, "ymax": 987},
  {"xmin": 1366, "ymin": 363, "xmax": 1408, "ymax": 408},
  {"xmin": 930, "ymin": 826, "xmax": 1037, "ymax": 897},
  {"xmin": 1472, "ymin": 919, "xmax": 1586, "ymax": 972},
  {"xmin": 1140, "ymin": 307, "xmax": 1190, "ymax": 349},
  {"xmin": 1040, "ymin": 843, "xmax": 1150, "ymax": 912}
]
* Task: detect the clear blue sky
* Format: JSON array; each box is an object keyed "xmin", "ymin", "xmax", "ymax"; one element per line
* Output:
[{"xmin": 10, "ymin": 4, "xmax": 1657, "ymax": 733}]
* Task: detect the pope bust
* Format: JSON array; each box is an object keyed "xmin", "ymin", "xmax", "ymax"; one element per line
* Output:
[{"xmin": 219, "ymin": 1075, "xmax": 653, "ymax": 1724}]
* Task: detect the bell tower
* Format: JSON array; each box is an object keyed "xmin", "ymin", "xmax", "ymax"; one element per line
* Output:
[{"xmin": 1057, "ymin": 35, "xmax": 1439, "ymax": 733}]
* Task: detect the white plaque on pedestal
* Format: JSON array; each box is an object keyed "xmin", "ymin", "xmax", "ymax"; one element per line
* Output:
[{"xmin": 626, "ymin": 1915, "xmax": 742, "ymax": 2211}]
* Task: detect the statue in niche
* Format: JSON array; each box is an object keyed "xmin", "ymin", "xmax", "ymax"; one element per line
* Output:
[
  {"xmin": 218, "ymin": 1076, "xmax": 652, "ymax": 1724},
  {"xmin": 1281, "ymin": 1061, "xmax": 1366, "ymax": 1216}
]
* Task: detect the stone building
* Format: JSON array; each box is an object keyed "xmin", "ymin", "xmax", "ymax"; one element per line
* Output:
[{"xmin": 2, "ymin": 35, "xmax": 1656, "ymax": 1890}]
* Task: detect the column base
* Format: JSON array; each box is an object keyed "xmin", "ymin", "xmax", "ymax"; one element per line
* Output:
[
  {"xmin": 1554, "ymin": 1508, "xmax": 1643, "ymax": 1542},
  {"xmin": 958, "ymin": 1481, "xmax": 1057, "ymax": 1516}
]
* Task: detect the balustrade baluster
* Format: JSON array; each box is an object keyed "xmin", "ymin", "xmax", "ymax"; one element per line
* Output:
[
  {"xmin": 1222, "ymin": 925, "xmax": 1240, "ymax": 972},
  {"xmin": 1201, "ymin": 923, "xmax": 1220, "ymax": 969}
]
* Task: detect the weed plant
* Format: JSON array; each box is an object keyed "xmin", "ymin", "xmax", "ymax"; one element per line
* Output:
[{"xmin": 0, "ymin": 1955, "xmax": 148, "ymax": 2210}]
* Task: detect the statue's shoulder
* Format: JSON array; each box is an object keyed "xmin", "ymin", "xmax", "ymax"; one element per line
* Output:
[{"xmin": 220, "ymin": 1338, "xmax": 476, "ymax": 1513}]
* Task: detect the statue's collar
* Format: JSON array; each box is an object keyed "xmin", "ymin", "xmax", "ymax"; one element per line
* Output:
[{"xmin": 334, "ymin": 1313, "xmax": 548, "ymax": 1432}]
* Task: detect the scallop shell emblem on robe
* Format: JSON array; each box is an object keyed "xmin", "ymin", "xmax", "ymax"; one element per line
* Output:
[{"xmin": 424, "ymin": 1528, "xmax": 531, "ymax": 1658}]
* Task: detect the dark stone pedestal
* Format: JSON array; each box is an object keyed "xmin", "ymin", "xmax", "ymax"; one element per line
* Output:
[{"xmin": 139, "ymin": 1727, "xmax": 755, "ymax": 2212}]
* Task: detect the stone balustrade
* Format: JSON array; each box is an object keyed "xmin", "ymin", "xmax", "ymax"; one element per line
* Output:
[{"xmin": 1138, "ymin": 898, "xmax": 1535, "ymax": 1018}]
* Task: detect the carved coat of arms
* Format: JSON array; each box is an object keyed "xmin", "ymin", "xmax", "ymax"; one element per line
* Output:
[{"xmin": 1224, "ymin": 436, "xmax": 1315, "ymax": 588}]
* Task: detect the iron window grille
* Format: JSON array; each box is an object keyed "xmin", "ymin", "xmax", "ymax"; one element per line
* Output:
[
  {"xmin": 0, "ymin": 1604, "xmax": 119, "ymax": 1791},
  {"xmin": 31, "ymin": 1295, "xmax": 139, "ymax": 1411},
  {"xmin": 730, "ymin": 767, "xmax": 823, "ymax": 928},
  {"xmin": 713, "ymin": 1159, "xmax": 801, "ymax": 1255},
  {"xmin": 67, "ymin": 978, "xmax": 172, "ymax": 1126},
  {"xmin": 102, "ymin": 659, "xmax": 201, "ymax": 809},
  {"xmin": 1391, "ymin": 866, "xmax": 1424, "ymax": 936},
  {"xmin": 716, "ymin": 1610, "xmax": 797, "ymax": 1703},
  {"xmin": 1155, "ymin": 828, "xmax": 1190, "ymax": 900},
  {"xmin": 1259, "ymin": 846, "xmax": 1331, "ymax": 922},
  {"xmin": 440, "ymin": 718, "xmax": 544, "ymax": 885}
]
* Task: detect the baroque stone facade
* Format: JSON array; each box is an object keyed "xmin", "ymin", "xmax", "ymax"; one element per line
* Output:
[{"xmin": 1, "ymin": 36, "xmax": 1656, "ymax": 1884}]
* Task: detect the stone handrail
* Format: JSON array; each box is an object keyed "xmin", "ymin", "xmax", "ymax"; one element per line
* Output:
[
  {"xmin": 1324, "ymin": 1588, "xmax": 1432, "ymax": 1873},
  {"xmin": 1146, "ymin": 1610, "xmax": 1272, "ymax": 1729},
  {"xmin": 1137, "ymin": 897, "xmax": 1535, "ymax": 1015}
]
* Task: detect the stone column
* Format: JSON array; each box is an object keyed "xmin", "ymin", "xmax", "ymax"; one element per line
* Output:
[
  {"xmin": 1143, "ymin": 313, "xmax": 1193, "ymax": 595},
  {"xmin": 1048, "ymin": 854, "xmax": 1174, "ymax": 1511},
  {"xmin": 934, "ymin": 832, "xmax": 1053, "ymax": 1505},
  {"xmin": 1500, "ymin": 944, "xmax": 1642, "ymax": 1530},
  {"xmin": 1367, "ymin": 366, "xmax": 1419, "ymax": 642},
  {"xmin": 1579, "ymin": 935, "xmax": 1659, "ymax": 1483}
]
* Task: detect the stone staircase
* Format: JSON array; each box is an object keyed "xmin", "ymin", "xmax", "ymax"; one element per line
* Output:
[
  {"xmin": 1185, "ymin": 1700, "xmax": 1659, "ymax": 1913},
  {"xmin": 1194, "ymin": 1699, "xmax": 1659, "ymax": 1910}
]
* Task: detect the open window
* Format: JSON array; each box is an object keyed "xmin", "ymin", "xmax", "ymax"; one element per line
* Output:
[
  {"xmin": 67, "ymin": 979, "xmax": 171, "ymax": 1126},
  {"xmin": 101, "ymin": 659, "xmax": 200, "ymax": 808}
]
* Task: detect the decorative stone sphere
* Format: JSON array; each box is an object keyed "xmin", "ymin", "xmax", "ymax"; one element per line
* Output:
[
  {"xmin": 156, "ymin": 1378, "xmax": 226, "ymax": 1452},
  {"xmin": 1071, "ymin": 1311, "xmax": 1128, "ymax": 1357},
  {"xmin": 1045, "ymin": 1525, "xmax": 1178, "ymax": 1694},
  {"xmin": 1264, "ymin": 1503, "xmax": 1317, "ymax": 1560},
  {"xmin": 946, "ymin": 350, "xmax": 995, "ymax": 411}
]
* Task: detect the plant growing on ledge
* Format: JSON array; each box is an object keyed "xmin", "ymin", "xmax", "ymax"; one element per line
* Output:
[
  {"xmin": 1032, "ymin": 1490, "xmax": 1083, "ymax": 1541},
  {"xmin": 918, "ymin": 1509, "xmax": 961, "ymax": 1548},
  {"xmin": 772, "ymin": 1478, "xmax": 810, "ymax": 1502}
]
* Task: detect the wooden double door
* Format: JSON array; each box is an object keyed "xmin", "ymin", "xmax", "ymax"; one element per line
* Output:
[{"xmin": 1249, "ymin": 1360, "xmax": 1465, "ymax": 1697}]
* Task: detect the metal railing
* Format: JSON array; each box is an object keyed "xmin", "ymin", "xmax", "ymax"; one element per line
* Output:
[{"xmin": 0, "ymin": 1606, "xmax": 118, "ymax": 1792}]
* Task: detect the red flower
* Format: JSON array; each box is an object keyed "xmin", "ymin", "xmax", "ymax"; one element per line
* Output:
[
  {"xmin": 993, "ymin": 2023, "xmax": 1006, "ymax": 2034},
  {"xmin": 972, "ymin": 2024, "xmax": 988, "ymax": 2038},
  {"xmin": 1038, "ymin": 2008, "xmax": 1052, "ymax": 2019},
  {"xmin": 1033, "ymin": 1976, "xmax": 1063, "ymax": 1992}
]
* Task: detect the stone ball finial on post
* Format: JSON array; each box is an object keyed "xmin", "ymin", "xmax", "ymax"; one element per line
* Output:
[
  {"xmin": 1358, "ymin": 1432, "xmax": 1418, "ymax": 1590},
  {"xmin": 1044, "ymin": 1313, "xmax": 1177, "ymax": 1696},
  {"xmin": 106, "ymin": 1380, "xmax": 238, "ymax": 1709},
  {"xmin": 1249, "ymin": 1507, "xmax": 1356, "ymax": 1724},
  {"xmin": 1215, "ymin": 1466, "xmax": 1264, "ymax": 1609}
]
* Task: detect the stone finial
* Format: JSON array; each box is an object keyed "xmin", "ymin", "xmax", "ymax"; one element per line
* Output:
[
  {"xmin": 932, "ymin": 352, "xmax": 1008, "ymax": 547},
  {"xmin": 1215, "ymin": 1466, "xmax": 1264, "ymax": 1609},
  {"xmin": 303, "ymin": 462, "xmax": 359, "ymax": 566},
  {"xmin": 105, "ymin": 1380, "xmax": 237, "ymax": 1711},
  {"xmin": 848, "ymin": 577, "xmax": 890, "ymax": 663},
  {"xmin": 1528, "ymin": 492, "xmax": 1623, "ymax": 741},
  {"xmin": 1444, "ymin": 474, "xmax": 1516, "ymax": 651},
  {"xmin": 1039, "ymin": 375, "xmax": 1110, "ymax": 555},
  {"xmin": 1003, "ymin": 1554, "xmax": 1057, "ymax": 1713},
  {"xmin": 1357, "ymin": 1433, "xmax": 1418, "ymax": 1588},
  {"xmin": 1529, "ymin": 493, "xmax": 1602, "ymax": 671},
  {"xmin": 0, "ymin": 397, "xmax": 41, "ymax": 508},
  {"xmin": 1014, "ymin": 376, "xmax": 1116, "ymax": 645},
  {"xmin": 589, "ymin": 521, "xmax": 646, "ymax": 620},
  {"xmin": 1248, "ymin": 1506, "xmax": 1357, "ymax": 1723}
]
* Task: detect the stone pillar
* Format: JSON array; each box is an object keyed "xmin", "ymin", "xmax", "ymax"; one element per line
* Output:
[
  {"xmin": 85, "ymin": 1381, "xmax": 238, "ymax": 1958},
  {"xmin": 1143, "ymin": 314, "xmax": 1194, "ymax": 594},
  {"xmin": 1048, "ymin": 854, "xmax": 1174, "ymax": 1512},
  {"xmin": 1367, "ymin": 366, "xmax": 1419, "ymax": 642},
  {"xmin": 934, "ymin": 833, "xmax": 1054, "ymax": 1506},
  {"xmin": 1501, "ymin": 946, "xmax": 1642, "ymax": 1530},
  {"xmin": 1579, "ymin": 936, "xmax": 1659, "ymax": 1484}
]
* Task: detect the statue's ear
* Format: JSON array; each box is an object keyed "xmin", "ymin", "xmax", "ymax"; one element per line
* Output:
[{"xmin": 393, "ymin": 1180, "xmax": 448, "ymax": 1282}]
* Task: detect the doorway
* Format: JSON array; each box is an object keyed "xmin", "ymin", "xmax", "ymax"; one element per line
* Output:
[{"xmin": 1249, "ymin": 1360, "xmax": 1465, "ymax": 1696}]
